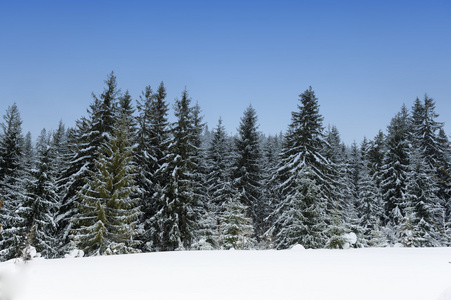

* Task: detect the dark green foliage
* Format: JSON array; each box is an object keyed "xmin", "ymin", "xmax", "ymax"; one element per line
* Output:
[
  {"xmin": 73, "ymin": 117, "xmax": 141, "ymax": 255},
  {"xmin": 19, "ymin": 129, "xmax": 60, "ymax": 258},
  {"xmin": 380, "ymin": 105, "xmax": 411, "ymax": 230},
  {"xmin": 149, "ymin": 90, "xmax": 203, "ymax": 251},
  {"xmin": 3, "ymin": 74, "xmax": 451, "ymax": 255},
  {"xmin": 272, "ymin": 167, "xmax": 328, "ymax": 249},
  {"xmin": 220, "ymin": 193, "xmax": 256, "ymax": 250},
  {"xmin": 232, "ymin": 106, "xmax": 263, "ymax": 237},
  {"xmin": 135, "ymin": 83, "xmax": 171, "ymax": 250},
  {"xmin": 0, "ymin": 104, "xmax": 25, "ymax": 261}
]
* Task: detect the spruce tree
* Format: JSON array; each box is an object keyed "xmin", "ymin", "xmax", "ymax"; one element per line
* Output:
[
  {"xmin": 19, "ymin": 129, "xmax": 60, "ymax": 258},
  {"xmin": 275, "ymin": 87, "xmax": 334, "ymax": 205},
  {"xmin": 379, "ymin": 105, "xmax": 411, "ymax": 242},
  {"xmin": 58, "ymin": 73, "xmax": 121, "ymax": 255},
  {"xmin": 403, "ymin": 147, "xmax": 443, "ymax": 246},
  {"xmin": 149, "ymin": 89, "xmax": 201, "ymax": 251},
  {"xmin": 272, "ymin": 166, "xmax": 328, "ymax": 249},
  {"xmin": 72, "ymin": 117, "xmax": 141, "ymax": 256},
  {"xmin": 367, "ymin": 130, "xmax": 386, "ymax": 188},
  {"xmin": 271, "ymin": 87, "xmax": 338, "ymax": 249},
  {"xmin": 410, "ymin": 95, "xmax": 449, "ymax": 238},
  {"xmin": 232, "ymin": 105, "xmax": 264, "ymax": 238},
  {"xmin": 206, "ymin": 118, "xmax": 234, "ymax": 211},
  {"xmin": 0, "ymin": 103, "xmax": 25, "ymax": 260},
  {"xmin": 344, "ymin": 142, "xmax": 363, "ymax": 237},
  {"xmin": 135, "ymin": 83, "xmax": 171, "ymax": 250},
  {"xmin": 357, "ymin": 141, "xmax": 384, "ymax": 246},
  {"xmin": 220, "ymin": 192, "xmax": 256, "ymax": 250}
]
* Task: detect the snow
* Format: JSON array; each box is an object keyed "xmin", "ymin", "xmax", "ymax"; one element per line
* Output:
[
  {"xmin": 343, "ymin": 232, "xmax": 358, "ymax": 249},
  {"xmin": 1, "ymin": 247, "xmax": 451, "ymax": 300},
  {"xmin": 290, "ymin": 244, "xmax": 305, "ymax": 251}
]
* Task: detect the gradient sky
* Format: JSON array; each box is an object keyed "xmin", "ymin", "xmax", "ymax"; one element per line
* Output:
[{"xmin": 1, "ymin": 0, "xmax": 451, "ymax": 145}]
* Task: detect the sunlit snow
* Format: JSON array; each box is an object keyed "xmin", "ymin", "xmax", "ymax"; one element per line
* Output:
[{"xmin": 1, "ymin": 247, "xmax": 450, "ymax": 300}]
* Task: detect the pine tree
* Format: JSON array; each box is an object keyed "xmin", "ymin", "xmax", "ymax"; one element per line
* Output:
[
  {"xmin": 357, "ymin": 142, "xmax": 384, "ymax": 246},
  {"xmin": 58, "ymin": 73, "xmax": 121, "ymax": 255},
  {"xmin": 232, "ymin": 106, "xmax": 264, "ymax": 238},
  {"xmin": 118, "ymin": 90, "xmax": 136, "ymax": 130},
  {"xmin": 19, "ymin": 129, "xmax": 60, "ymax": 258},
  {"xmin": 322, "ymin": 126, "xmax": 349, "ymax": 235},
  {"xmin": 379, "ymin": 105, "xmax": 411, "ymax": 242},
  {"xmin": 0, "ymin": 103, "xmax": 25, "ymax": 261},
  {"xmin": 206, "ymin": 118, "xmax": 234, "ymax": 210},
  {"xmin": 436, "ymin": 128, "xmax": 451, "ymax": 234},
  {"xmin": 259, "ymin": 134, "xmax": 282, "ymax": 246},
  {"xmin": 367, "ymin": 130, "xmax": 386, "ymax": 186},
  {"xmin": 135, "ymin": 83, "xmax": 171, "ymax": 250},
  {"xmin": 149, "ymin": 90, "xmax": 201, "ymax": 251},
  {"xmin": 272, "ymin": 166, "xmax": 328, "ymax": 249},
  {"xmin": 72, "ymin": 117, "xmax": 141, "ymax": 256},
  {"xmin": 276, "ymin": 87, "xmax": 335, "ymax": 207},
  {"xmin": 344, "ymin": 142, "xmax": 363, "ymax": 236},
  {"xmin": 411, "ymin": 96, "xmax": 449, "ymax": 238},
  {"xmin": 272, "ymin": 87, "xmax": 338, "ymax": 249},
  {"xmin": 219, "ymin": 192, "xmax": 256, "ymax": 250},
  {"xmin": 403, "ymin": 147, "xmax": 443, "ymax": 246}
]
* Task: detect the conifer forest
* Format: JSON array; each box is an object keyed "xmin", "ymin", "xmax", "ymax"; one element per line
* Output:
[{"xmin": 1, "ymin": 72, "xmax": 450, "ymax": 261}]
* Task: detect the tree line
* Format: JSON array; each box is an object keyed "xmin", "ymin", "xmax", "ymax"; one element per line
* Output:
[{"xmin": 0, "ymin": 72, "xmax": 450, "ymax": 260}]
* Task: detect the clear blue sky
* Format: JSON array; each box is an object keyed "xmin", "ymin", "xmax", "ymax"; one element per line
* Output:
[{"xmin": 1, "ymin": 0, "xmax": 451, "ymax": 145}]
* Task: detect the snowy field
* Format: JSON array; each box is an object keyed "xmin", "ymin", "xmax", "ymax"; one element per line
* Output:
[{"xmin": 1, "ymin": 247, "xmax": 451, "ymax": 300}]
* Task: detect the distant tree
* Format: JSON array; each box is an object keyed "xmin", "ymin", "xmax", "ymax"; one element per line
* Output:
[
  {"xmin": 403, "ymin": 147, "xmax": 443, "ymax": 246},
  {"xmin": 205, "ymin": 118, "xmax": 234, "ymax": 211},
  {"xmin": 367, "ymin": 130, "xmax": 385, "ymax": 186}
]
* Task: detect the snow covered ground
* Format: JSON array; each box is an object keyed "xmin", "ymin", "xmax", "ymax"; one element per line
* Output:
[{"xmin": 1, "ymin": 247, "xmax": 451, "ymax": 300}]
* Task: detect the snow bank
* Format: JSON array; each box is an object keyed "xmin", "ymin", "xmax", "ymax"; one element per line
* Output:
[
  {"xmin": 290, "ymin": 244, "xmax": 305, "ymax": 251},
  {"xmin": 2, "ymin": 247, "xmax": 450, "ymax": 300}
]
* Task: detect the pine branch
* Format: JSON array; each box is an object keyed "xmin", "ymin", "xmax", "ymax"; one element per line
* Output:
[{"xmin": 435, "ymin": 162, "xmax": 451, "ymax": 186}]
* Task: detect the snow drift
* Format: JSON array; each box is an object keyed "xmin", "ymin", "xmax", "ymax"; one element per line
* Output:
[{"xmin": 1, "ymin": 247, "xmax": 450, "ymax": 300}]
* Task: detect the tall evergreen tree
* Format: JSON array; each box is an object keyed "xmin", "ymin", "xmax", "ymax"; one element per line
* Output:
[
  {"xmin": 367, "ymin": 130, "xmax": 386, "ymax": 187},
  {"xmin": 275, "ymin": 87, "xmax": 334, "ymax": 203},
  {"xmin": 58, "ymin": 72, "xmax": 121, "ymax": 255},
  {"xmin": 19, "ymin": 129, "xmax": 60, "ymax": 258},
  {"xmin": 0, "ymin": 103, "xmax": 25, "ymax": 260},
  {"xmin": 149, "ymin": 90, "xmax": 201, "ymax": 251},
  {"xmin": 72, "ymin": 117, "xmax": 141, "ymax": 256},
  {"xmin": 411, "ymin": 95, "xmax": 449, "ymax": 237},
  {"xmin": 206, "ymin": 118, "xmax": 234, "ymax": 211},
  {"xmin": 379, "ymin": 105, "xmax": 411, "ymax": 242},
  {"xmin": 135, "ymin": 83, "xmax": 171, "ymax": 250},
  {"xmin": 271, "ymin": 166, "xmax": 328, "ymax": 249},
  {"xmin": 357, "ymin": 139, "xmax": 385, "ymax": 246},
  {"xmin": 271, "ymin": 87, "xmax": 338, "ymax": 249},
  {"xmin": 232, "ymin": 106, "xmax": 264, "ymax": 237}
]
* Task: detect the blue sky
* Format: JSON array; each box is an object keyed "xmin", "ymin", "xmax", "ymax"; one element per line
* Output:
[{"xmin": 1, "ymin": 0, "xmax": 451, "ymax": 144}]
